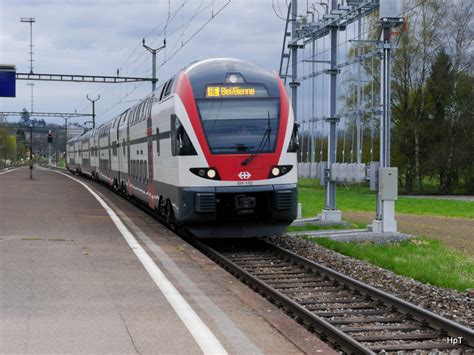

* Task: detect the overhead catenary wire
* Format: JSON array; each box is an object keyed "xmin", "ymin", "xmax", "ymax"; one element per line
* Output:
[{"xmin": 77, "ymin": 0, "xmax": 230, "ymax": 123}]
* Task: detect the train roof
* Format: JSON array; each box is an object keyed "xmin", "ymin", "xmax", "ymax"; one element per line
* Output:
[{"xmin": 183, "ymin": 58, "xmax": 281, "ymax": 99}]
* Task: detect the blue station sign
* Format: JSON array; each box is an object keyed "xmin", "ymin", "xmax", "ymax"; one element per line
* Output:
[{"xmin": 0, "ymin": 65, "xmax": 16, "ymax": 97}]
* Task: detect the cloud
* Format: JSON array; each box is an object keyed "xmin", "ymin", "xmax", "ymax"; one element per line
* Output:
[{"xmin": 1, "ymin": 0, "xmax": 287, "ymax": 125}]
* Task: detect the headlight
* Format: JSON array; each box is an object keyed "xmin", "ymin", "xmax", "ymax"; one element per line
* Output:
[
  {"xmin": 268, "ymin": 165, "xmax": 293, "ymax": 178},
  {"xmin": 190, "ymin": 167, "xmax": 220, "ymax": 180},
  {"xmin": 207, "ymin": 169, "xmax": 216, "ymax": 179}
]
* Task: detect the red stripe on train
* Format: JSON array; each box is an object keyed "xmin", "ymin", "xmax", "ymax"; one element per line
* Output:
[{"xmin": 174, "ymin": 72, "xmax": 289, "ymax": 181}]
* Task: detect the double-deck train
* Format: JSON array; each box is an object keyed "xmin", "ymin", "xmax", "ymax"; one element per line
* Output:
[{"xmin": 67, "ymin": 58, "xmax": 298, "ymax": 237}]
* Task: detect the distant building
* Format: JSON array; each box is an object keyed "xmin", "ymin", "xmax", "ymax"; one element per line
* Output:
[
  {"xmin": 0, "ymin": 114, "xmax": 5, "ymax": 123},
  {"xmin": 67, "ymin": 127, "xmax": 84, "ymax": 140}
]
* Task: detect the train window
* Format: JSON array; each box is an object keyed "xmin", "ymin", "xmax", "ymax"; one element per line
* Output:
[
  {"xmin": 287, "ymin": 122, "xmax": 300, "ymax": 153},
  {"xmin": 159, "ymin": 82, "xmax": 168, "ymax": 100},
  {"xmin": 140, "ymin": 103, "xmax": 146, "ymax": 121},
  {"xmin": 164, "ymin": 77, "xmax": 174, "ymax": 97},
  {"xmin": 140, "ymin": 102, "xmax": 145, "ymax": 122},
  {"xmin": 122, "ymin": 139, "xmax": 126, "ymax": 155},
  {"xmin": 171, "ymin": 114, "xmax": 197, "ymax": 156},
  {"xmin": 156, "ymin": 127, "xmax": 160, "ymax": 156}
]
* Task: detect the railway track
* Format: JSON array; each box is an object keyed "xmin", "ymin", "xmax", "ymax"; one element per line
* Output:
[
  {"xmin": 194, "ymin": 238, "xmax": 474, "ymax": 354},
  {"xmin": 54, "ymin": 168, "xmax": 473, "ymax": 353}
]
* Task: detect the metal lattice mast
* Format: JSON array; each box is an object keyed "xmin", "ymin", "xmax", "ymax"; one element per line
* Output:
[
  {"xmin": 290, "ymin": 0, "xmax": 299, "ymax": 140},
  {"xmin": 324, "ymin": 0, "xmax": 339, "ymax": 212}
]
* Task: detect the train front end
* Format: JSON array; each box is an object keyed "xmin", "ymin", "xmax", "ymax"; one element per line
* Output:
[{"xmin": 174, "ymin": 58, "xmax": 298, "ymax": 237}]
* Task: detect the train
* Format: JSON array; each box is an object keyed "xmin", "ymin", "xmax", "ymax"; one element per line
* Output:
[{"xmin": 67, "ymin": 58, "xmax": 299, "ymax": 237}]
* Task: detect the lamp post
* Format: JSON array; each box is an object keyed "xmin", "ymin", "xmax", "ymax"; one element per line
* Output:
[
  {"xmin": 29, "ymin": 124, "xmax": 33, "ymax": 179},
  {"xmin": 62, "ymin": 116, "xmax": 68, "ymax": 167}
]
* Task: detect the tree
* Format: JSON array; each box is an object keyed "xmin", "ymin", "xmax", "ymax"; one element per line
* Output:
[{"xmin": 391, "ymin": 0, "xmax": 444, "ymax": 193}]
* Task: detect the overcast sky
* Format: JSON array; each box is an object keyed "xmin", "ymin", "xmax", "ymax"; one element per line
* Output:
[
  {"xmin": 1, "ymin": 0, "xmax": 377, "ymax": 132},
  {"xmin": 0, "ymin": 0, "xmax": 292, "ymax": 126}
]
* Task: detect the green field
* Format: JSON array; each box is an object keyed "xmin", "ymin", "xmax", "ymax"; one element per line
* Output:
[
  {"xmin": 307, "ymin": 236, "xmax": 474, "ymax": 292},
  {"xmin": 298, "ymin": 179, "xmax": 474, "ymax": 219}
]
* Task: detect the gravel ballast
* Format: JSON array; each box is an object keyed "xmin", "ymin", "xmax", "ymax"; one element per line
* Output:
[{"xmin": 267, "ymin": 235, "xmax": 474, "ymax": 328}]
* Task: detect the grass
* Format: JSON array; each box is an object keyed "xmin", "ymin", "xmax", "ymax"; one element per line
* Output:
[
  {"xmin": 298, "ymin": 178, "xmax": 474, "ymax": 219},
  {"xmin": 307, "ymin": 236, "xmax": 474, "ymax": 292},
  {"xmin": 288, "ymin": 222, "xmax": 365, "ymax": 232},
  {"xmin": 20, "ymin": 237, "xmax": 67, "ymax": 241}
]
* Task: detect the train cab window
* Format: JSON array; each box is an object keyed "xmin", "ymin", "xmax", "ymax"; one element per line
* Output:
[
  {"xmin": 287, "ymin": 123, "xmax": 300, "ymax": 153},
  {"xmin": 159, "ymin": 82, "xmax": 168, "ymax": 100},
  {"xmin": 196, "ymin": 99, "xmax": 279, "ymax": 155},
  {"xmin": 171, "ymin": 114, "xmax": 197, "ymax": 157},
  {"xmin": 164, "ymin": 78, "xmax": 174, "ymax": 97},
  {"xmin": 156, "ymin": 127, "xmax": 160, "ymax": 156}
]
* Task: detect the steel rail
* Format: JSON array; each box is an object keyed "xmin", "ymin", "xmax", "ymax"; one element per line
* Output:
[
  {"xmin": 50, "ymin": 168, "xmax": 473, "ymax": 353},
  {"xmin": 270, "ymin": 243, "xmax": 474, "ymax": 345},
  {"xmin": 193, "ymin": 238, "xmax": 474, "ymax": 354},
  {"xmin": 192, "ymin": 238, "xmax": 374, "ymax": 354}
]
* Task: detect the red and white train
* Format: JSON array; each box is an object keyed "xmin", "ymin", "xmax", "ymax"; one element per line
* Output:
[{"xmin": 67, "ymin": 58, "xmax": 298, "ymax": 237}]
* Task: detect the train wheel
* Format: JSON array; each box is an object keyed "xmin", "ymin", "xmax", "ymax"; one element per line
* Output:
[
  {"xmin": 165, "ymin": 200, "xmax": 175, "ymax": 228},
  {"xmin": 113, "ymin": 179, "xmax": 119, "ymax": 191}
]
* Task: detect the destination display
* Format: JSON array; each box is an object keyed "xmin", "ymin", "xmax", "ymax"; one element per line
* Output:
[{"xmin": 205, "ymin": 85, "xmax": 268, "ymax": 98}]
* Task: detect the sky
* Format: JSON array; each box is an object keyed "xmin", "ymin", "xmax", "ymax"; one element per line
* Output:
[
  {"xmin": 0, "ymin": 0, "xmax": 291, "ymax": 127},
  {"xmin": 0, "ymin": 0, "xmax": 375, "ymax": 131}
]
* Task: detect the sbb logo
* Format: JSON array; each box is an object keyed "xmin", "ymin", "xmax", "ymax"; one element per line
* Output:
[{"xmin": 238, "ymin": 171, "xmax": 251, "ymax": 180}]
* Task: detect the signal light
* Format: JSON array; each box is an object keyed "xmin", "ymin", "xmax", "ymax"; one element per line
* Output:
[{"xmin": 47, "ymin": 130, "xmax": 53, "ymax": 143}]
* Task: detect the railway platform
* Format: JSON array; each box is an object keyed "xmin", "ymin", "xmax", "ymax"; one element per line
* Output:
[{"xmin": 0, "ymin": 166, "xmax": 335, "ymax": 354}]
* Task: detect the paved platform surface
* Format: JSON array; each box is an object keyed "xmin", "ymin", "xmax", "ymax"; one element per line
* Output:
[{"xmin": 0, "ymin": 167, "xmax": 335, "ymax": 354}]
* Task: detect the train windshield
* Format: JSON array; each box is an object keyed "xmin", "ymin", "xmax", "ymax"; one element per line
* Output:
[{"xmin": 196, "ymin": 99, "xmax": 280, "ymax": 154}]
